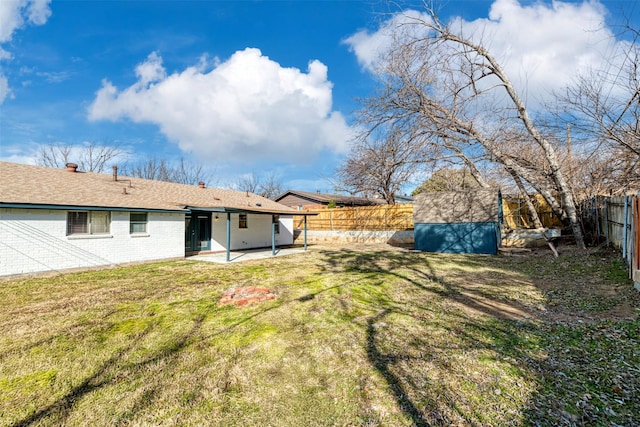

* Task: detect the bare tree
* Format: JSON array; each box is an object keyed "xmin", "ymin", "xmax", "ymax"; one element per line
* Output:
[
  {"xmin": 235, "ymin": 174, "xmax": 259, "ymax": 194},
  {"xmin": 258, "ymin": 173, "xmax": 284, "ymax": 199},
  {"xmin": 235, "ymin": 172, "xmax": 283, "ymax": 199},
  {"xmin": 556, "ymin": 26, "xmax": 640, "ymax": 195},
  {"xmin": 170, "ymin": 158, "xmax": 211, "ymax": 186},
  {"xmin": 336, "ymin": 129, "xmax": 426, "ymax": 204},
  {"xmin": 121, "ymin": 157, "xmax": 212, "ymax": 186},
  {"xmin": 356, "ymin": 4, "xmax": 586, "ymax": 248},
  {"xmin": 36, "ymin": 142, "xmax": 126, "ymax": 173},
  {"xmin": 121, "ymin": 158, "xmax": 173, "ymax": 181}
]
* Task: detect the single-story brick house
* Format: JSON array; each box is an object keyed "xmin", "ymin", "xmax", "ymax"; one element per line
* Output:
[{"xmin": 0, "ymin": 161, "xmax": 310, "ymax": 277}]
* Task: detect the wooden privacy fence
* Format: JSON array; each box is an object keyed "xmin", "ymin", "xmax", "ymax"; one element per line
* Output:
[
  {"xmin": 581, "ymin": 194, "xmax": 640, "ymax": 286},
  {"xmin": 502, "ymin": 194, "xmax": 563, "ymax": 229},
  {"xmin": 294, "ymin": 196, "xmax": 561, "ymax": 232},
  {"xmin": 293, "ymin": 205, "xmax": 414, "ymax": 231}
]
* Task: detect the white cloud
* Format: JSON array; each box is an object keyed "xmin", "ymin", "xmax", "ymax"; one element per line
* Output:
[
  {"xmin": 0, "ymin": 141, "xmax": 39, "ymax": 164},
  {"xmin": 343, "ymin": 9, "xmax": 431, "ymax": 73},
  {"xmin": 0, "ymin": 47, "xmax": 12, "ymax": 61},
  {"xmin": 0, "ymin": 0, "xmax": 51, "ymax": 43},
  {"xmin": 343, "ymin": 0, "xmax": 624, "ymax": 106},
  {"xmin": 0, "ymin": 75, "xmax": 10, "ymax": 103},
  {"xmin": 88, "ymin": 48, "xmax": 354, "ymax": 165},
  {"xmin": 0, "ymin": 0, "xmax": 52, "ymax": 105}
]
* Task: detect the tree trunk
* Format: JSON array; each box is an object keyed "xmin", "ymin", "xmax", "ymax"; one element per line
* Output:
[
  {"xmin": 507, "ymin": 168, "xmax": 544, "ymax": 229},
  {"xmin": 441, "ymin": 31, "xmax": 586, "ymax": 249}
]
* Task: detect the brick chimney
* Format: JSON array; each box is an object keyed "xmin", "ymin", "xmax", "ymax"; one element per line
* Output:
[
  {"xmin": 198, "ymin": 181, "xmax": 205, "ymax": 188},
  {"xmin": 112, "ymin": 165, "xmax": 118, "ymax": 181},
  {"xmin": 65, "ymin": 163, "xmax": 78, "ymax": 173}
]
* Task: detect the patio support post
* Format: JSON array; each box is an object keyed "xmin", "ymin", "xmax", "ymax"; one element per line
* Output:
[
  {"xmin": 304, "ymin": 215, "xmax": 307, "ymax": 251},
  {"xmin": 226, "ymin": 212, "xmax": 231, "ymax": 262},
  {"xmin": 272, "ymin": 221, "xmax": 276, "ymax": 256}
]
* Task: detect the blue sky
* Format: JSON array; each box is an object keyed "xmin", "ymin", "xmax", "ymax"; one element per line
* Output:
[{"xmin": 0, "ymin": 0, "xmax": 638, "ymax": 193}]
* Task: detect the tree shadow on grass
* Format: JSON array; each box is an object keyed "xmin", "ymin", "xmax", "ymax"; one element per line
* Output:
[
  {"xmin": 315, "ymin": 247, "xmax": 547, "ymax": 425},
  {"xmin": 316, "ymin": 247, "xmax": 640, "ymax": 425},
  {"xmin": 0, "ymin": 308, "xmax": 121, "ymax": 364},
  {"xmin": 366, "ymin": 308, "xmax": 431, "ymax": 426},
  {"xmin": 11, "ymin": 315, "xmax": 206, "ymax": 427}
]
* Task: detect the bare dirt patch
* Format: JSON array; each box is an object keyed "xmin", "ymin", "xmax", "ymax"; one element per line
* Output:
[{"xmin": 219, "ymin": 286, "xmax": 277, "ymax": 307}]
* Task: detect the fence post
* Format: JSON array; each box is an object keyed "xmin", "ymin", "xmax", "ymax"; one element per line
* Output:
[
  {"xmin": 330, "ymin": 210, "xmax": 333, "ymax": 231},
  {"xmin": 623, "ymin": 196, "xmax": 629, "ymax": 262},
  {"xmin": 386, "ymin": 206, "xmax": 390, "ymax": 231},
  {"xmin": 630, "ymin": 195, "xmax": 640, "ymax": 292},
  {"xmin": 596, "ymin": 196, "xmax": 601, "ymax": 238},
  {"xmin": 605, "ymin": 198, "xmax": 610, "ymax": 247}
]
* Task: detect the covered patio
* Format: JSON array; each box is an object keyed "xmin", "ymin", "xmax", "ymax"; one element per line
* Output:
[{"xmin": 185, "ymin": 205, "xmax": 317, "ymax": 262}]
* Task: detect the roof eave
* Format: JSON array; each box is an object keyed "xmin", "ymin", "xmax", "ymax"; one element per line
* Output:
[
  {"xmin": 186, "ymin": 206, "xmax": 316, "ymax": 215},
  {"xmin": 0, "ymin": 202, "xmax": 187, "ymax": 213}
]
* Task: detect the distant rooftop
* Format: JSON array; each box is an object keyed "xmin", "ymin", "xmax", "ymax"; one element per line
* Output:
[{"xmin": 274, "ymin": 190, "xmax": 386, "ymax": 207}]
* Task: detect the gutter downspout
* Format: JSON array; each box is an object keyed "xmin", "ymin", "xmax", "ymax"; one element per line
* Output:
[{"xmin": 304, "ymin": 215, "xmax": 308, "ymax": 251}]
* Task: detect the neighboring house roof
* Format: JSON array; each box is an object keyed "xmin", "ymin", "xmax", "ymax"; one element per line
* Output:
[
  {"xmin": 274, "ymin": 190, "xmax": 385, "ymax": 207},
  {"xmin": 0, "ymin": 161, "xmax": 298, "ymax": 215},
  {"xmin": 394, "ymin": 194, "xmax": 414, "ymax": 204}
]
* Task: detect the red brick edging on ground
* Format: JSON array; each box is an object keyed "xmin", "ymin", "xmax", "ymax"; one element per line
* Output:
[{"xmin": 219, "ymin": 286, "xmax": 276, "ymax": 307}]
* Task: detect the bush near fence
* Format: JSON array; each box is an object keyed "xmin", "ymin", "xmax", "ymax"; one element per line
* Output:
[{"xmin": 294, "ymin": 196, "xmax": 561, "ymax": 232}]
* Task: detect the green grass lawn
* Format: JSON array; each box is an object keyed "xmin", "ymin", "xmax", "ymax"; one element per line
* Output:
[{"xmin": 1, "ymin": 244, "xmax": 638, "ymax": 426}]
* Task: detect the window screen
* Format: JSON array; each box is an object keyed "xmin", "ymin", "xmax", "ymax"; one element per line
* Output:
[
  {"xmin": 130, "ymin": 212, "xmax": 148, "ymax": 233},
  {"xmin": 91, "ymin": 211, "xmax": 110, "ymax": 234},
  {"xmin": 67, "ymin": 211, "xmax": 88, "ymax": 235},
  {"xmin": 67, "ymin": 211, "xmax": 110, "ymax": 235}
]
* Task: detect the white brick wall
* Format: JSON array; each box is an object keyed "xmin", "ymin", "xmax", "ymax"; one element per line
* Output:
[{"xmin": 0, "ymin": 208, "xmax": 185, "ymax": 276}]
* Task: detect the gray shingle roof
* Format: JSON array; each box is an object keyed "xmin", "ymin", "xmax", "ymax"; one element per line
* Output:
[
  {"xmin": 0, "ymin": 162, "xmax": 298, "ymax": 214},
  {"xmin": 274, "ymin": 190, "xmax": 384, "ymax": 206}
]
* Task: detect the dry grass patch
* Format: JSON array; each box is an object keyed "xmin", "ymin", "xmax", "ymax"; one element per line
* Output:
[{"xmin": 1, "ymin": 244, "xmax": 638, "ymax": 426}]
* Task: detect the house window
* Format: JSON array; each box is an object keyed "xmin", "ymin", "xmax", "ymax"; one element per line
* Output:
[
  {"xmin": 239, "ymin": 213, "xmax": 248, "ymax": 229},
  {"xmin": 272, "ymin": 215, "xmax": 280, "ymax": 234},
  {"xmin": 130, "ymin": 212, "xmax": 148, "ymax": 234},
  {"xmin": 67, "ymin": 211, "xmax": 110, "ymax": 235}
]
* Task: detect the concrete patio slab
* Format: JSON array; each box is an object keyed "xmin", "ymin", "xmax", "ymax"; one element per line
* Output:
[{"xmin": 187, "ymin": 246, "xmax": 308, "ymax": 263}]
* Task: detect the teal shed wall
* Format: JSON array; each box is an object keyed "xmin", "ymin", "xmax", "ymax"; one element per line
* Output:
[{"xmin": 414, "ymin": 222, "xmax": 500, "ymax": 255}]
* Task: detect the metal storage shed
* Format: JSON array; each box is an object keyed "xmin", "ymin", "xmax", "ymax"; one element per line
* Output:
[{"xmin": 413, "ymin": 189, "xmax": 502, "ymax": 255}]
